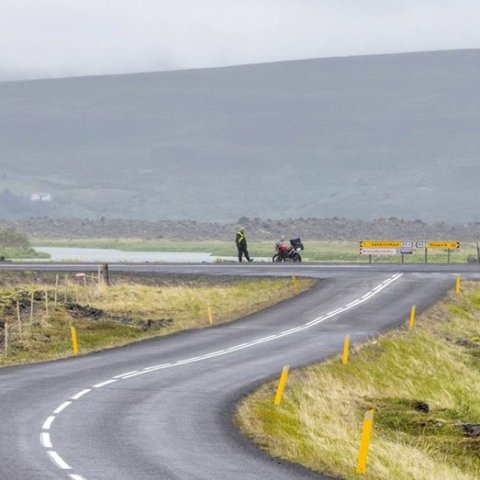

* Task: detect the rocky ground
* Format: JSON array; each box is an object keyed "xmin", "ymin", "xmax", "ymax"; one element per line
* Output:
[{"xmin": 4, "ymin": 217, "xmax": 480, "ymax": 242}]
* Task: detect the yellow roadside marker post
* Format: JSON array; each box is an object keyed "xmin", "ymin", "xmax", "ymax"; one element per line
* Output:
[
  {"xmin": 291, "ymin": 275, "xmax": 299, "ymax": 294},
  {"xmin": 408, "ymin": 305, "xmax": 416, "ymax": 330},
  {"xmin": 70, "ymin": 326, "xmax": 79, "ymax": 356},
  {"xmin": 274, "ymin": 366, "xmax": 290, "ymax": 406},
  {"xmin": 455, "ymin": 276, "xmax": 461, "ymax": 294},
  {"xmin": 356, "ymin": 409, "xmax": 375, "ymax": 475},
  {"xmin": 207, "ymin": 305, "xmax": 213, "ymax": 326},
  {"xmin": 341, "ymin": 335, "xmax": 350, "ymax": 365}
]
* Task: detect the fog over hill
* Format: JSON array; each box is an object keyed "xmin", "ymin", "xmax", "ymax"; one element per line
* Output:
[{"xmin": 1, "ymin": 49, "xmax": 479, "ymax": 222}]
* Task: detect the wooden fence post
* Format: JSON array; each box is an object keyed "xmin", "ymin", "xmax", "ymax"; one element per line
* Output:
[
  {"xmin": 16, "ymin": 301, "xmax": 22, "ymax": 337},
  {"xmin": 30, "ymin": 291, "xmax": 34, "ymax": 325},
  {"xmin": 64, "ymin": 274, "xmax": 69, "ymax": 303},
  {"xmin": 45, "ymin": 290, "xmax": 49, "ymax": 317},
  {"xmin": 54, "ymin": 274, "xmax": 59, "ymax": 306},
  {"xmin": 4, "ymin": 320, "xmax": 8, "ymax": 357},
  {"xmin": 102, "ymin": 263, "xmax": 110, "ymax": 286}
]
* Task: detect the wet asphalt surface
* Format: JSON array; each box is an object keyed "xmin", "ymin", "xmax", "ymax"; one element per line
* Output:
[{"xmin": 0, "ymin": 262, "xmax": 476, "ymax": 479}]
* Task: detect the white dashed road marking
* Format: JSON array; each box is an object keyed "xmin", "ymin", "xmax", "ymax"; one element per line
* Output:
[
  {"xmin": 92, "ymin": 379, "xmax": 117, "ymax": 388},
  {"xmin": 40, "ymin": 273, "xmax": 402, "ymax": 480},
  {"xmin": 47, "ymin": 451, "xmax": 71, "ymax": 470},
  {"xmin": 71, "ymin": 389, "xmax": 91, "ymax": 400},
  {"xmin": 42, "ymin": 416, "xmax": 55, "ymax": 430},
  {"xmin": 40, "ymin": 432, "xmax": 52, "ymax": 448},
  {"xmin": 53, "ymin": 402, "xmax": 72, "ymax": 414}
]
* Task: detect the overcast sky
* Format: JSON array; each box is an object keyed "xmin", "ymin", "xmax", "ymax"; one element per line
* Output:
[{"xmin": 1, "ymin": 0, "xmax": 480, "ymax": 81}]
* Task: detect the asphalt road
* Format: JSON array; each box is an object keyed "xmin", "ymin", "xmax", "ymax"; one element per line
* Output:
[{"xmin": 0, "ymin": 263, "xmax": 477, "ymax": 480}]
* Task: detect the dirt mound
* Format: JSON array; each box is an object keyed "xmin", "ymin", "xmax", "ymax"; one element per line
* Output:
[{"xmin": 65, "ymin": 303, "xmax": 104, "ymax": 319}]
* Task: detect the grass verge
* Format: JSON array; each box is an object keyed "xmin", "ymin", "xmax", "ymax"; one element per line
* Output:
[
  {"xmin": 0, "ymin": 272, "xmax": 314, "ymax": 367},
  {"xmin": 236, "ymin": 282, "xmax": 480, "ymax": 480},
  {"xmin": 0, "ymin": 246, "xmax": 49, "ymax": 260}
]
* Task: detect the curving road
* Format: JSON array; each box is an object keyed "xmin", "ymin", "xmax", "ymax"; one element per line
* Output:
[{"xmin": 0, "ymin": 263, "xmax": 477, "ymax": 480}]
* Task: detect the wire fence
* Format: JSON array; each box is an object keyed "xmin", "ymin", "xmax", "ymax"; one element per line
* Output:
[{"xmin": 1, "ymin": 271, "xmax": 107, "ymax": 357}]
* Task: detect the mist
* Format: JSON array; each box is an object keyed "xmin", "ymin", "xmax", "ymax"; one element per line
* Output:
[{"xmin": 1, "ymin": 0, "xmax": 480, "ymax": 81}]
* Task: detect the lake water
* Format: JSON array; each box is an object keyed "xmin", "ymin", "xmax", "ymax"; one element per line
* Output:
[
  {"xmin": 34, "ymin": 246, "xmax": 235, "ymax": 263},
  {"xmin": 34, "ymin": 247, "xmax": 271, "ymax": 263}
]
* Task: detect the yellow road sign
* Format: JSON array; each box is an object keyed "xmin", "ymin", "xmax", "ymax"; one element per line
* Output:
[
  {"xmin": 359, "ymin": 240, "xmax": 402, "ymax": 248},
  {"xmin": 425, "ymin": 241, "xmax": 460, "ymax": 249}
]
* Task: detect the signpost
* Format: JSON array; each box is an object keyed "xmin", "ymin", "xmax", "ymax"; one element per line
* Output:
[
  {"xmin": 359, "ymin": 241, "xmax": 413, "ymax": 264},
  {"xmin": 360, "ymin": 248, "xmax": 398, "ymax": 256},
  {"xmin": 415, "ymin": 241, "xmax": 460, "ymax": 249},
  {"xmin": 360, "ymin": 240, "xmax": 460, "ymax": 263},
  {"xmin": 360, "ymin": 241, "xmax": 402, "ymax": 248},
  {"xmin": 415, "ymin": 241, "xmax": 460, "ymax": 264}
]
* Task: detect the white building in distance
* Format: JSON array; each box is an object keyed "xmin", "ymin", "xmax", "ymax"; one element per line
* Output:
[{"xmin": 30, "ymin": 193, "xmax": 52, "ymax": 202}]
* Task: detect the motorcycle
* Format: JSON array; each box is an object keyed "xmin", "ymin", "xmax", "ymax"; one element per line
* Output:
[{"xmin": 272, "ymin": 237, "xmax": 304, "ymax": 262}]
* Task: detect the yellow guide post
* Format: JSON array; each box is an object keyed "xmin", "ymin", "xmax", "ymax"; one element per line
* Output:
[
  {"xmin": 291, "ymin": 275, "xmax": 299, "ymax": 294},
  {"xmin": 70, "ymin": 326, "xmax": 79, "ymax": 356},
  {"xmin": 342, "ymin": 335, "xmax": 350, "ymax": 365},
  {"xmin": 207, "ymin": 305, "xmax": 213, "ymax": 326},
  {"xmin": 409, "ymin": 305, "xmax": 416, "ymax": 330},
  {"xmin": 455, "ymin": 276, "xmax": 461, "ymax": 294},
  {"xmin": 274, "ymin": 365, "xmax": 290, "ymax": 406},
  {"xmin": 356, "ymin": 409, "xmax": 375, "ymax": 475}
]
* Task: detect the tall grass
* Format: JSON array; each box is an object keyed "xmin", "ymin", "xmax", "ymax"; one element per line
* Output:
[
  {"xmin": 0, "ymin": 275, "xmax": 314, "ymax": 366},
  {"xmin": 236, "ymin": 283, "xmax": 480, "ymax": 480}
]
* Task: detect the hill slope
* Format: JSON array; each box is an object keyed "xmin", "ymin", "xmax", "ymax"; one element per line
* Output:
[{"xmin": 1, "ymin": 50, "xmax": 479, "ymax": 222}]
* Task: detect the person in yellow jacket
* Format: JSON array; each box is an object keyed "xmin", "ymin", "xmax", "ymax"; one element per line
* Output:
[{"xmin": 235, "ymin": 228, "xmax": 253, "ymax": 263}]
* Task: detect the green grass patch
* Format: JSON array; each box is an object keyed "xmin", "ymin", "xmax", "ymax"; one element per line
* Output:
[
  {"xmin": 236, "ymin": 283, "xmax": 480, "ymax": 480},
  {"xmin": 0, "ymin": 246, "xmax": 49, "ymax": 260},
  {"xmin": 0, "ymin": 273, "xmax": 314, "ymax": 367}
]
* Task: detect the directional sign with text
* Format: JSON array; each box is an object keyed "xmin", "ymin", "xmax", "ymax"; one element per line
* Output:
[
  {"xmin": 416, "ymin": 241, "xmax": 460, "ymax": 249},
  {"xmin": 360, "ymin": 241, "xmax": 412, "ymax": 248},
  {"xmin": 360, "ymin": 248, "xmax": 398, "ymax": 256},
  {"xmin": 360, "ymin": 247, "xmax": 413, "ymax": 256},
  {"xmin": 360, "ymin": 240, "xmax": 413, "ymax": 248}
]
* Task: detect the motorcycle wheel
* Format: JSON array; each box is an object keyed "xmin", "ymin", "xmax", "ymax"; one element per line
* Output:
[
  {"xmin": 272, "ymin": 254, "xmax": 283, "ymax": 262},
  {"xmin": 292, "ymin": 253, "xmax": 302, "ymax": 262}
]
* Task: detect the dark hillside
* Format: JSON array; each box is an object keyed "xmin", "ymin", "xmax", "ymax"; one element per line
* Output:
[
  {"xmin": 1, "ymin": 49, "xmax": 479, "ymax": 222},
  {"xmin": 7, "ymin": 217, "xmax": 480, "ymax": 242}
]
